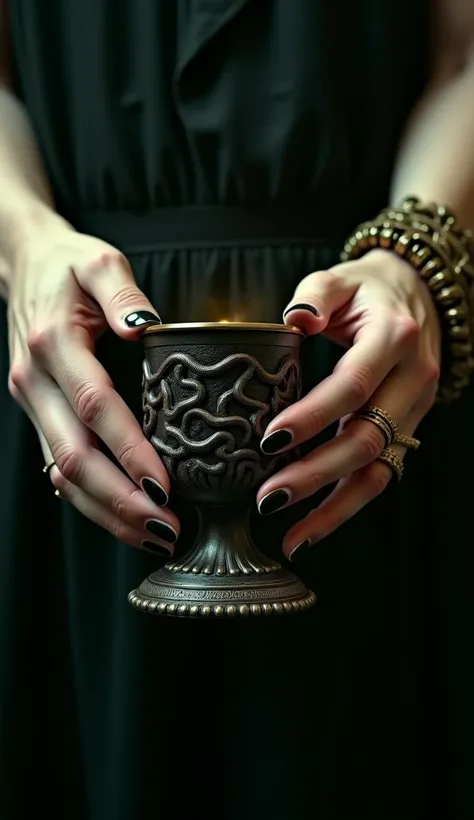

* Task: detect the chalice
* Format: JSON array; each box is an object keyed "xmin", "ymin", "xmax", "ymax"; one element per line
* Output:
[{"xmin": 128, "ymin": 322, "xmax": 316, "ymax": 618}]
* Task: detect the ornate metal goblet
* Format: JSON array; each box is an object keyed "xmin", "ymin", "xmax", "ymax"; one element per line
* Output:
[{"xmin": 128, "ymin": 322, "xmax": 316, "ymax": 618}]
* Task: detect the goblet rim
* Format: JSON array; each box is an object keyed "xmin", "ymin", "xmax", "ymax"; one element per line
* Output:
[{"xmin": 141, "ymin": 321, "xmax": 304, "ymax": 335}]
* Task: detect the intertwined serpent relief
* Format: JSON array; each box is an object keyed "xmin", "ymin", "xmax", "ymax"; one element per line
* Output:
[{"xmin": 142, "ymin": 352, "xmax": 301, "ymax": 492}]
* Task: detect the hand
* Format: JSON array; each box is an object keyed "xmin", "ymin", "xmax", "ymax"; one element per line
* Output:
[
  {"xmin": 7, "ymin": 221, "xmax": 180, "ymax": 556},
  {"xmin": 256, "ymin": 249, "xmax": 441, "ymax": 560}
]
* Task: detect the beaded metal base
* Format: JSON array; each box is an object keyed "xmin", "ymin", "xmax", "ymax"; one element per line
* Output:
[{"xmin": 128, "ymin": 567, "xmax": 316, "ymax": 618}]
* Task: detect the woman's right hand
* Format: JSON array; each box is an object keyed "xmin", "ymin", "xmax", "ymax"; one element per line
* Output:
[{"xmin": 6, "ymin": 220, "xmax": 180, "ymax": 557}]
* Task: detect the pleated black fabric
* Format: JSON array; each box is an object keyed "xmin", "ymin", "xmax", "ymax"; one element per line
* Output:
[{"xmin": 1, "ymin": 2, "xmax": 473, "ymax": 819}]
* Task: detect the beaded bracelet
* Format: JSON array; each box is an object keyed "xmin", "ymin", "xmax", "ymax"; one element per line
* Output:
[{"xmin": 341, "ymin": 196, "xmax": 474, "ymax": 402}]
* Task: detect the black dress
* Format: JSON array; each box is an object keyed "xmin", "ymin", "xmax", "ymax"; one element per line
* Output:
[{"xmin": 1, "ymin": 2, "xmax": 473, "ymax": 819}]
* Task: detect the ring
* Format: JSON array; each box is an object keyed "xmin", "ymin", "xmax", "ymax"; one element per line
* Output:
[
  {"xmin": 377, "ymin": 448, "xmax": 404, "ymax": 482},
  {"xmin": 393, "ymin": 434, "xmax": 420, "ymax": 451},
  {"xmin": 54, "ymin": 489, "xmax": 63, "ymax": 499},
  {"xmin": 43, "ymin": 461, "xmax": 56, "ymax": 475},
  {"xmin": 352, "ymin": 405, "xmax": 398, "ymax": 447}
]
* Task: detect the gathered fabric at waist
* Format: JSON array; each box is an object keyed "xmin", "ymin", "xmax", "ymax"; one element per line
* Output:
[{"xmin": 66, "ymin": 205, "xmax": 353, "ymax": 255}]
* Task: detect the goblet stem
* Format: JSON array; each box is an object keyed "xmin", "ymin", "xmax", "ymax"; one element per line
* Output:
[{"xmin": 168, "ymin": 503, "xmax": 280, "ymax": 577}]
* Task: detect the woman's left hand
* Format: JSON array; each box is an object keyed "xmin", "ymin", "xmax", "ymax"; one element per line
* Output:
[{"xmin": 256, "ymin": 249, "xmax": 441, "ymax": 561}]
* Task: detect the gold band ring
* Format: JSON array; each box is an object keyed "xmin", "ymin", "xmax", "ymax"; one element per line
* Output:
[
  {"xmin": 393, "ymin": 434, "xmax": 420, "ymax": 451},
  {"xmin": 353, "ymin": 405, "xmax": 398, "ymax": 447},
  {"xmin": 377, "ymin": 448, "xmax": 404, "ymax": 482}
]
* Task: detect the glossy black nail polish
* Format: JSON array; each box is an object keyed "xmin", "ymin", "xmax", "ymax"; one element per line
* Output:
[
  {"xmin": 141, "ymin": 540, "xmax": 171, "ymax": 557},
  {"xmin": 141, "ymin": 477, "xmax": 168, "ymax": 507},
  {"xmin": 258, "ymin": 488, "xmax": 291, "ymax": 516},
  {"xmin": 283, "ymin": 303, "xmax": 319, "ymax": 318},
  {"xmin": 125, "ymin": 310, "xmax": 162, "ymax": 328},
  {"xmin": 260, "ymin": 429, "xmax": 293, "ymax": 455},
  {"xmin": 145, "ymin": 519, "xmax": 177, "ymax": 544},
  {"xmin": 289, "ymin": 539, "xmax": 311, "ymax": 562}
]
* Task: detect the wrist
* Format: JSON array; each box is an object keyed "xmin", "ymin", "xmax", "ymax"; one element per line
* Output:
[
  {"xmin": 1, "ymin": 198, "xmax": 73, "ymax": 267},
  {"xmin": 342, "ymin": 197, "xmax": 474, "ymax": 401}
]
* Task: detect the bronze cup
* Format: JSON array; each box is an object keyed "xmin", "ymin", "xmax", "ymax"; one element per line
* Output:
[{"xmin": 128, "ymin": 322, "xmax": 316, "ymax": 618}]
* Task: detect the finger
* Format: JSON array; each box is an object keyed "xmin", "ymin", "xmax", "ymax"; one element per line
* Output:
[
  {"xmin": 27, "ymin": 331, "xmax": 171, "ymax": 506},
  {"xmin": 281, "ymin": 409, "xmax": 424, "ymax": 561},
  {"xmin": 9, "ymin": 365, "xmax": 54, "ymax": 466},
  {"xmin": 73, "ymin": 248, "xmax": 162, "ymax": 338},
  {"xmin": 260, "ymin": 316, "xmax": 418, "ymax": 454},
  {"xmin": 282, "ymin": 269, "xmax": 357, "ymax": 334},
  {"xmin": 52, "ymin": 475, "xmax": 175, "ymax": 557},
  {"xmin": 16, "ymin": 361, "xmax": 180, "ymax": 536},
  {"xmin": 257, "ymin": 359, "xmax": 422, "ymax": 513}
]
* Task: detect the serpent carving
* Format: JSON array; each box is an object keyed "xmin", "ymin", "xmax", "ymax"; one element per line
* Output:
[{"xmin": 142, "ymin": 352, "xmax": 301, "ymax": 491}]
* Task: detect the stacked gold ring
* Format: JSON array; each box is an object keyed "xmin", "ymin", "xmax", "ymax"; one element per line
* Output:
[
  {"xmin": 393, "ymin": 434, "xmax": 420, "ymax": 451},
  {"xmin": 377, "ymin": 448, "xmax": 404, "ymax": 482},
  {"xmin": 352, "ymin": 405, "xmax": 398, "ymax": 447}
]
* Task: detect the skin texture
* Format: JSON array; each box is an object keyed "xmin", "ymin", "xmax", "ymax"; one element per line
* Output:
[{"xmin": 0, "ymin": 1, "xmax": 473, "ymax": 557}]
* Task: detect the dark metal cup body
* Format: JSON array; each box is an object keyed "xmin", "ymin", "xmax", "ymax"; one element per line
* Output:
[{"xmin": 142, "ymin": 324, "xmax": 302, "ymax": 504}]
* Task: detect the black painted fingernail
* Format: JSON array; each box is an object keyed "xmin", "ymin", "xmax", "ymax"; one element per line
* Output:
[
  {"xmin": 289, "ymin": 539, "xmax": 311, "ymax": 562},
  {"xmin": 283, "ymin": 303, "xmax": 319, "ymax": 318},
  {"xmin": 145, "ymin": 519, "xmax": 177, "ymax": 544},
  {"xmin": 258, "ymin": 488, "xmax": 291, "ymax": 516},
  {"xmin": 260, "ymin": 429, "xmax": 293, "ymax": 454},
  {"xmin": 141, "ymin": 477, "xmax": 168, "ymax": 507},
  {"xmin": 124, "ymin": 310, "xmax": 162, "ymax": 328},
  {"xmin": 141, "ymin": 540, "xmax": 172, "ymax": 557}
]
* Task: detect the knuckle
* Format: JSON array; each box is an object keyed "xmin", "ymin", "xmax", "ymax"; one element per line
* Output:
[
  {"xmin": 90, "ymin": 248, "xmax": 129, "ymax": 275},
  {"xmin": 363, "ymin": 463, "xmax": 391, "ymax": 497},
  {"xmin": 393, "ymin": 315, "xmax": 420, "ymax": 348},
  {"xmin": 108, "ymin": 285, "xmax": 144, "ymax": 312},
  {"xmin": 74, "ymin": 383, "xmax": 107, "ymax": 427},
  {"xmin": 354, "ymin": 426, "xmax": 384, "ymax": 462},
  {"xmin": 53, "ymin": 444, "xmax": 86, "ymax": 484},
  {"xmin": 9, "ymin": 362, "xmax": 32, "ymax": 394},
  {"xmin": 107, "ymin": 518, "xmax": 132, "ymax": 542},
  {"xmin": 294, "ymin": 269, "xmax": 339, "ymax": 302},
  {"xmin": 306, "ymin": 402, "xmax": 328, "ymax": 437},
  {"xmin": 343, "ymin": 365, "xmax": 373, "ymax": 407},
  {"xmin": 419, "ymin": 356, "xmax": 441, "ymax": 387},
  {"xmin": 7, "ymin": 375, "xmax": 21, "ymax": 403},
  {"xmin": 114, "ymin": 436, "xmax": 142, "ymax": 470},
  {"xmin": 27, "ymin": 326, "xmax": 57, "ymax": 358},
  {"xmin": 417, "ymin": 384, "xmax": 438, "ymax": 414},
  {"xmin": 301, "ymin": 461, "xmax": 324, "ymax": 490},
  {"xmin": 109, "ymin": 490, "xmax": 134, "ymax": 521},
  {"xmin": 50, "ymin": 468, "xmax": 69, "ymax": 494}
]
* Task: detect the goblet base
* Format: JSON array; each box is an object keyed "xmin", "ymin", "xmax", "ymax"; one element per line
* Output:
[
  {"xmin": 128, "ymin": 503, "xmax": 316, "ymax": 618},
  {"xmin": 128, "ymin": 567, "xmax": 316, "ymax": 618}
]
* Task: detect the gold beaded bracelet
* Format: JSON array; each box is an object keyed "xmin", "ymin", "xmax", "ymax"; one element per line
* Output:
[{"xmin": 341, "ymin": 196, "xmax": 474, "ymax": 402}]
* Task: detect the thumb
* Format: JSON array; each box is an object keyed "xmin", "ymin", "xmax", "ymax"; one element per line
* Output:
[
  {"xmin": 76, "ymin": 250, "xmax": 162, "ymax": 339},
  {"xmin": 283, "ymin": 270, "xmax": 357, "ymax": 335}
]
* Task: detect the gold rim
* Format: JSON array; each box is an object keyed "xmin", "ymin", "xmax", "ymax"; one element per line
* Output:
[{"xmin": 142, "ymin": 321, "xmax": 304, "ymax": 335}]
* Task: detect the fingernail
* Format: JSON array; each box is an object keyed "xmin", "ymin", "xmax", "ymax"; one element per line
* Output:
[
  {"xmin": 283, "ymin": 303, "xmax": 319, "ymax": 318},
  {"xmin": 141, "ymin": 477, "xmax": 168, "ymax": 507},
  {"xmin": 125, "ymin": 310, "xmax": 162, "ymax": 328},
  {"xmin": 289, "ymin": 539, "xmax": 312, "ymax": 562},
  {"xmin": 141, "ymin": 540, "xmax": 172, "ymax": 557},
  {"xmin": 145, "ymin": 519, "xmax": 177, "ymax": 544},
  {"xmin": 260, "ymin": 429, "xmax": 293, "ymax": 455},
  {"xmin": 258, "ymin": 488, "xmax": 291, "ymax": 516}
]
